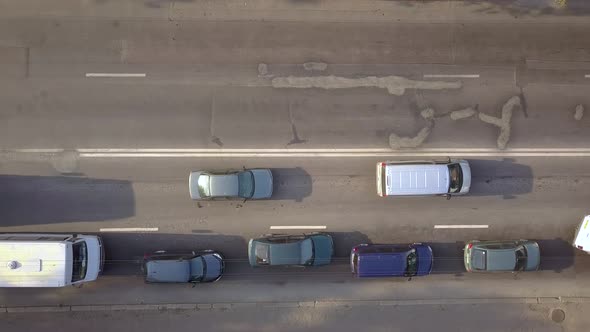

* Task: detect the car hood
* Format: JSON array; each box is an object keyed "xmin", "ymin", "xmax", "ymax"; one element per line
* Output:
[
  {"xmin": 524, "ymin": 242, "xmax": 541, "ymax": 271},
  {"xmin": 202, "ymin": 253, "xmax": 223, "ymax": 281},
  {"xmin": 459, "ymin": 161, "xmax": 471, "ymax": 194},
  {"xmin": 415, "ymin": 244, "xmax": 433, "ymax": 276},
  {"xmin": 251, "ymin": 169, "xmax": 273, "ymax": 199},
  {"xmin": 311, "ymin": 235, "xmax": 334, "ymax": 266},
  {"xmin": 189, "ymin": 171, "xmax": 203, "ymax": 199}
]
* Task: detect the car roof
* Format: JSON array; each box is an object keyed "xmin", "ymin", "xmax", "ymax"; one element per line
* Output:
[
  {"xmin": 209, "ymin": 174, "xmax": 239, "ymax": 197},
  {"xmin": 384, "ymin": 164, "xmax": 450, "ymax": 196},
  {"xmin": 485, "ymin": 249, "xmax": 517, "ymax": 271},
  {"xmin": 146, "ymin": 260, "xmax": 191, "ymax": 282},
  {"xmin": 357, "ymin": 252, "xmax": 408, "ymax": 277},
  {"xmin": 269, "ymin": 241, "xmax": 304, "ymax": 265}
]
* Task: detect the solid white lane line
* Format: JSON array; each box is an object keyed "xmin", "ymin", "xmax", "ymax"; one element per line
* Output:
[
  {"xmin": 434, "ymin": 225, "xmax": 489, "ymax": 229},
  {"xmin": 8, "ymin": 148, "xmax": 590, "ymax": 157},
  {"xmin": 99, "ymin": 227, "xmax": 158, "ymax": 232},
  {"xmin": 85, "ymin": 73, "xmax": 146, "ymax": 78},
  {"xmin": 424, "ymin": 74, "xmax": 480, "ymax": 78},
  {"xmin": 270, "ymin": 226, "xmax": 327, "ymax": 230},
  {"xmin": 8, "ymin": 147, "xmax": 590, "ymax": 153},
  {"xmin": 78, "ymin": 148, "xmax": 590, "ymax": 153},
  {"xmin": 80, "ymin": 152, "xmax": 590, "ymax": 157}
]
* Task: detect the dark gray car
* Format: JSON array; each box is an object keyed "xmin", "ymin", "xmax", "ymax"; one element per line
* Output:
[
  {"xmin": 189, "ymin": 169, "xmax": 273, "ymax": 200},
  {"xmin": 464, "ymin": 240, "xmax": 540, "ymax": 272},
  {"xmin": 143, "ymin": 250, "xmax": 224, "ymax": 283},
  {"xmin": 248, "ymin": 233, "xmax": 334, "ymax": 267}
]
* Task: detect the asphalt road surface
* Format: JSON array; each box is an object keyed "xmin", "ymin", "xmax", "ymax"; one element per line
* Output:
[{"xmin": 2, "ymin": 0, "xmax": 590, "ymax": 331}]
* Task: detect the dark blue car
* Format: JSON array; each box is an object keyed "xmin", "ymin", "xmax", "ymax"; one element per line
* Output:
[{"xmin": 350, "ymin": 243, "xmax": 433, "ymax": 278}]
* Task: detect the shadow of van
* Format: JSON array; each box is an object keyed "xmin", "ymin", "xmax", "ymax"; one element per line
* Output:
[
  {"xmin": 466, "ymin": 159, "xmax": 533, "ymax": 198},
  {"xmin": 0, "ymin": 175, "xmax": 135, "ymax": 226}
]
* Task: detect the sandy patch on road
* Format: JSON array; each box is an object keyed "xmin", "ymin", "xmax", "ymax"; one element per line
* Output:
[{"xmin": 271, "ymin": 75, "xmax": 461, "ymax": 96}]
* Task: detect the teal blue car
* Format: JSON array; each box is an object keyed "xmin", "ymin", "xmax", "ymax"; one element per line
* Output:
[
  {"xmin": 248, "ymin": 233, "xmax": 334, "ymax": 267},
  {"xmin": 464, "ymin": 240, "xmax": 540, "ymax": 272}
]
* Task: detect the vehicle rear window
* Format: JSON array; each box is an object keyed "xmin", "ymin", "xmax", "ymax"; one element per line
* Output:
[{"xmin": 71, "ymin": 241, "xmax": 88, "ymax": 282}]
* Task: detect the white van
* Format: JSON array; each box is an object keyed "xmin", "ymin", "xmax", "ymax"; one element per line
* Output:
[
  {"xmin": 573, "ymin": 215, "xmax": 590, "ymax": 253},
  {"xmin": 376, "ymin": 159, "xmax": 471, "ymax": 198},
  {"xmin": 0, "ymin": 233, "xmax": 104, "ymax": 287}
]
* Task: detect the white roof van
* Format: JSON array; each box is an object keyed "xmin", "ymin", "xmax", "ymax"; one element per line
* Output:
[
  {"xmin": 376, "ymin": 159, "xmax": 471, "ymax": 198},
  {"xmin": 573, "ymin": 215, "xmax": 590, "ymax": 253},
  {"xmin": 0, "ymin": 233, "xmax": 104, "ymax": 287}
]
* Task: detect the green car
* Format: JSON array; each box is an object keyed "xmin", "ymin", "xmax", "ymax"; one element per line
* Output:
[
  {"xmin": 464, "ymin": 240, "xmax": 541, "ymax": 272},
  {"xmin": 248, "ymin": 233, "xmax": 334, "ymax": 267}
]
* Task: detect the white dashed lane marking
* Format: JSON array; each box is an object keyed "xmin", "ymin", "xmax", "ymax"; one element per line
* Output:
[
  {"xmin": 85, "ymin": 73, "xmax": 147, "ymax": 78},
  {"xmin": 270, "ymin": 226, "xmax": 327, "ymax": 230},
  {"xmin": 99, "ymin": 227, "xmax": 159, "ymax": 232},
  {"xmin": 434, "ymin": 225, "xmax": 489, "ymax": 229}
]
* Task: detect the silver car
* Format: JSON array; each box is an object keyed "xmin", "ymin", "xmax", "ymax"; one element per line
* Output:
[{"xmin": 189, "ymin": 169, "xmax": 273, "ymax": 200}]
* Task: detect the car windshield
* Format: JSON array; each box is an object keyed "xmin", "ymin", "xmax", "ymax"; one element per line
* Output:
[
  {"xmin": 514, "ymin": 246, "xmax": 528, "ymax": 271},
  {"xmin": 300, "ymin": 238, "xmax": 314, "ymax": 265},
  {"xmin": 198, "ymin": 174, "xmax": 211, "ymax": 197},
  {"xmin": 71, "ymin": 241, "xmax": 88, "ymax": 282},
  {"xmin": 447, "ymin": 163, "xmax": 464, "ymax": 193},
  {"xmin": 237, "ymin": 171, "xmax": 255, "ymax": 198},
  {"xmin": 405, "ymin": 249, "xmax": 418, "ymax": 276}
]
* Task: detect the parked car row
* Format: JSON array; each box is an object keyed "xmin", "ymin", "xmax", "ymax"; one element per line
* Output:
[
  {"xmin": 142, "ymin": 235, "xmax": 544, "ymax": 284},
  {"xmin": 2, "ymin": 216, "xmax": 590, "ymax": 287}
]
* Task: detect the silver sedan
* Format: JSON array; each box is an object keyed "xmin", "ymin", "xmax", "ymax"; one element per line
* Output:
[{"xmin": 189, "ymin": 169, "xmax": 273, "ymax": 200}]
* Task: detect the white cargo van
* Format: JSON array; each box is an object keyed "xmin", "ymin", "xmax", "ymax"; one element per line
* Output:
[
  {"xmin": 573, "ymin": 215, "xmax": 590, "ymax": 253},
  {"xmin": 0, "ymin": 233, "xmax": 104, "ymax": 287},
  {"xmin": 376, "ymin": 159, "xmax": 471, "ymax": 198}
]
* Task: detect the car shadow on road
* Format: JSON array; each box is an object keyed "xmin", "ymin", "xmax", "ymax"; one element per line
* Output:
[
  {"xmin": 270, "ymin": 167, "xmax": 312, "ymax": 202},
  {"xmin": 428, "ymin": 242, "xmax": 468, "ymax": 276},
  {"xmin": 329, "ymin": 231, "xmax": 373, "ymax": 259},
  {"xmin": 535, "ymin": 238, "xmax": 575, "ymax": 272},
  {"xmin": 466, "ymin": 159, "xmax": 533, "ymax": 199},
  {"xmin": 99, "ymin": 232, "xmax": 248, "ymax": 276},
  {"xmin": 0, "ymin": 175, "xmax": 135, "ymax": 226}
]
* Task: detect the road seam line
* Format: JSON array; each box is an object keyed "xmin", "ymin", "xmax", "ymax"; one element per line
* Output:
[{"xmin": 4, "ymin": 297, "xmax": 588, "ymax": 313}]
